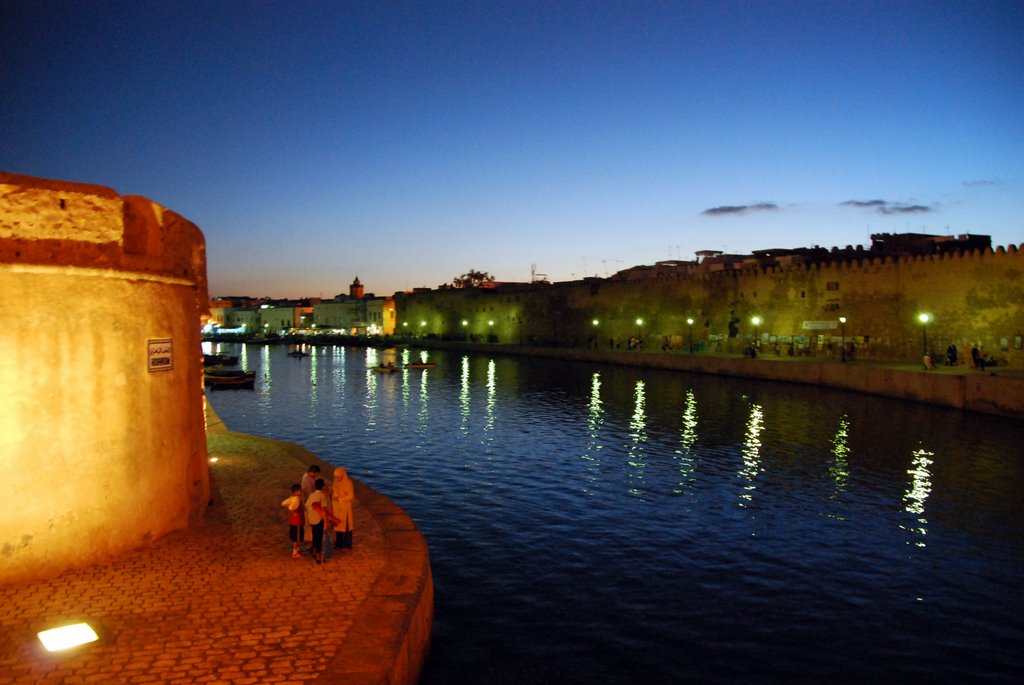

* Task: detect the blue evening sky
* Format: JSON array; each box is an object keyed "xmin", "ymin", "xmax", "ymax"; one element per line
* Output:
[{"xmin": 3, "ymin": 0, "xmax": 1022, "ymax": 298}]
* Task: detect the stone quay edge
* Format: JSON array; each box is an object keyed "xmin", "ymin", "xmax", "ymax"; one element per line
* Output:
[
  {"xmin": 412, "ymin": 341, "xmax": 1024, "ymax": 420},
  {"xmin": 0, "ymin": 402, "xmax": 433, "ymax": 685}
]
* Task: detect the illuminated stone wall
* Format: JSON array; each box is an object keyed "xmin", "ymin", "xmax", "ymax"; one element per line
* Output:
[
  {"xmin": 0, "ymin": 172, "xmax": 210, "ymax": 585},
  {"xmin": 396, "ymin": 244, "xmax": 1024, "ymax": 366}
]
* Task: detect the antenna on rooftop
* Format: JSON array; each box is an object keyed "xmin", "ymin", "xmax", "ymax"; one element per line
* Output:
[{"xmin": 601, "ymin": 259, "xmax": 623, "ymax": 277}]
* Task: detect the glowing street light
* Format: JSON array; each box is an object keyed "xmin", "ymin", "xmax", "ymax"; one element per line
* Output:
[
  {"xmin": 634, "ymin": 318, "xmax": 645, "ymax": 350},
  {"xmin": 38, "ymin": 623, "xmax": 99, "ymax": 652},
  {"xmin": 751, "ymin": 316, "xmax": 762, "ymax": 348},
  {"xmin": 918, "ymin": 313, "xmax": 931, "ymax": 356},
  {"xmin": 839, "ymin": 316, "xmax": 847, "ymax": 363},
  {"xmin": 686, "ymin": 317, "xmax": 694, "ymax": 354}
]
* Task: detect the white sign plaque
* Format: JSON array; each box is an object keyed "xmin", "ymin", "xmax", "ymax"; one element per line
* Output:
[{"xmin": 148, "ymin": 338, "xmax": 173, "ymax": 372}]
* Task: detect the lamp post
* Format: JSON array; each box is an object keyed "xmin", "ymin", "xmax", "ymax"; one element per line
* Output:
[
  {"xmin": 918, "ymin": 313, "xmax": 931, "ymax": 357},
  {"xmin": 686, "ymin": 317, "xmax": 694, "ymax": 354},
  {"xmin": 839, "ymin": 316, "xmax": 847, "ymax": 363},
  {"xmin": 751, "ymin": 316, "xmax": 761, "ymax": 348}
]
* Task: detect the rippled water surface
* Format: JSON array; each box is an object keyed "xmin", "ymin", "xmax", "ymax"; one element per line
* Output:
[{"xmin": 206, "ymin": 344, "xmax": 1024, "ymax": 683}]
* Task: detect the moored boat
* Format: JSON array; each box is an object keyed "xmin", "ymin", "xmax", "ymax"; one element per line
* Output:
[
  {"xmin": 204, "ymin": 353, "xmax": 239, "ymax": 366},
  {"xmin": 204, "ymin": 369, "xmax": 256, "ymax": 389}
]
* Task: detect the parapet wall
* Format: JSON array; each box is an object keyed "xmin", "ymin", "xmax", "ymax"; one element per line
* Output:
[{"xmin": 0, "ymin": 172, "xmax": 210, "ymax": 585}]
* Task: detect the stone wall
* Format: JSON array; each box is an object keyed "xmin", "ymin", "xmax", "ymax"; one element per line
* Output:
[
  {"xmin": 396, "ymin": 244, "xmax": 1024, "ymax": 367},
  {"xmin": 412, "ymin": 341, "xmax": 1024, "ymax": 420},
  {"xmin": 0, "ymin": 172, "xmax": 210, "ymax": 585}
]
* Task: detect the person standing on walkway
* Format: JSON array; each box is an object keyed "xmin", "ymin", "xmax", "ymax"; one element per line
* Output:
[
  {"xmin": 332, "ymin": 467, "xmax": 355, "ymax": 552},
  {"xmin": 281, "ymin": 483, "xmax": 304, "ymax": 558},
  {"xmin": 971, "ymin": 345, "xmax": 985, "ymax": 371},
  {"xmin": 301, "ymin": 464, "xmax": 321, "ymax": 548},
  {"xmin": 306, "ymin": 478, "xmax": 329, "ymax": 564}
]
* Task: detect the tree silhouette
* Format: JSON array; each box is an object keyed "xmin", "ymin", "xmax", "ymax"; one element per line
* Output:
[{"xmin": 452, "ymin": 269, "xmax": 496, "ymax": 288}]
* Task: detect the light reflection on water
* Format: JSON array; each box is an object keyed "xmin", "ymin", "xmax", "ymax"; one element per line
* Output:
[
  {"xmin": 207, "ymin": 344, "xmax": 1024, "ymax": 684},
  {"xmin": 902, "ymin": 448, "xmax": 934, "ymax": 547},
  {"xmin": 830, "ymin": 414, "xmax": 851, "ymax": 497},
  {"xmin": 627, "ymin": 380, "xmax": 647, "ymax": 498},
  {"xmin": 739, "ymin": 401, "xmax": 763, "ymax": 506}
]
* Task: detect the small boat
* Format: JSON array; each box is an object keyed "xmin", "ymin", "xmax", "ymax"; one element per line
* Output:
[
  {"xmin": 204, "ymin": 353, "xmax": 239, "ymax": 367},
  {"xmin": 371, "ymin": 363, "xmax": 400, "ymax": 373},
  {"xmin": 287, "ymin": 350, "xmax": 309, "ymax": 358},
  {"xmin": 205, "ymin": 370, "xmax": 255, "ymax": 390},
  {"xmin": 405, "ymin": 362, "xmax": 437, "ymax": 369}
]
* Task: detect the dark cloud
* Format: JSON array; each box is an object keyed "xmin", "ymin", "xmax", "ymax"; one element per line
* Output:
[
  {"xmin": 839, "ymin": 199, "xmax": 935, "ymax": 215},
  {"xmin": 890, "ymin": 204, "xmax": 932, "ymax": 214},
  {"xmin": 839, "ymin": 199, "xmax": 887, "ymax": 210},
  {"xmin": 701, "ymin": 202, "xmax": 779, "ymax": 216}
]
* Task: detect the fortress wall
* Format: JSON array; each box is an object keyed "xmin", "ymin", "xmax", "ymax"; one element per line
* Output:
[
  {"xmin": 0, "ymin": 172, "xmax": 210, "ymax": 585},
  {"xmin": 397, "ymin": 244, "xmax": 1023, "ymax": 366}
]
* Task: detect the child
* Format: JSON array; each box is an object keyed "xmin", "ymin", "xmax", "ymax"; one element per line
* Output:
[
  {"xmin": 281, "ymin": 483, "xmax": 304, "ymax": 558},
  {"xmin": 306, "ymin": 478, "xmax": 330, "ymax": 564}
]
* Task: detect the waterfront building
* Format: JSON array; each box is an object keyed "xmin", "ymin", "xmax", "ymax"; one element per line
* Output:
[
  {"xmin": 313, "ymin": 293, "xmax": 396, "ymax": 335},
  {"xmin": 223, "ymin": 306, "xmax": 260, "ymax": 332},
  {"xmin": 215, "ymin": 278, "xmax": 398, "ymax": 336}
]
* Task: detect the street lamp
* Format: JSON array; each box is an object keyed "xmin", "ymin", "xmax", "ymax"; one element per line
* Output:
[
  {"xmin": 839, "ymin": 316, "xmax": 847, "ymax": 363},
  {"xmin": 918, "ymin": 313, "xmax": 931, "ymax": 357},
  {"xmin": 751, "ymin": 316, "xmax": 761, "ymax": 348},
  {"xmin": 686, "ymin": 317, "xmax": 694, "ymax": 354}
]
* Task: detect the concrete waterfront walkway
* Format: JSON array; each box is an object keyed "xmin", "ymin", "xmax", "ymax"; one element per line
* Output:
[{"xmin": 0, "ymin": 407, "xmax": 432, "ymax": 685}]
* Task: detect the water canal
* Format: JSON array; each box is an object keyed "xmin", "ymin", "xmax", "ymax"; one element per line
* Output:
[{"xmin": 205, "ymin": 343, "xmax": 1024, "ymax": 684}]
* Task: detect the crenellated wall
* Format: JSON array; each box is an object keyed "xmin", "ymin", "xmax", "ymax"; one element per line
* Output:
[
  {"xmin": 396, "ymin": 244, "xmax": 1024, "ymax": 367},
  {"xmin": 0, "ymin": 172, "xmax": 211, "ymax": 585}
]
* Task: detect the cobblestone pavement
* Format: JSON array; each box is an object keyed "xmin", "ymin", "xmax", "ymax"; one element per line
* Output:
[{"xmin": 0, "ymin": 430, "xmax": 387, "ymax": 684}]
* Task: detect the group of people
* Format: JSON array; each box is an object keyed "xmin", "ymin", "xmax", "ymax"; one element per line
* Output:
[
  {"xmin": 281, "ymin": 463, "xmax": 355, "ymax": 564},
  {"xmin": 923, "ymin": 344, "xmax": 991, "ymax": 371}
]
